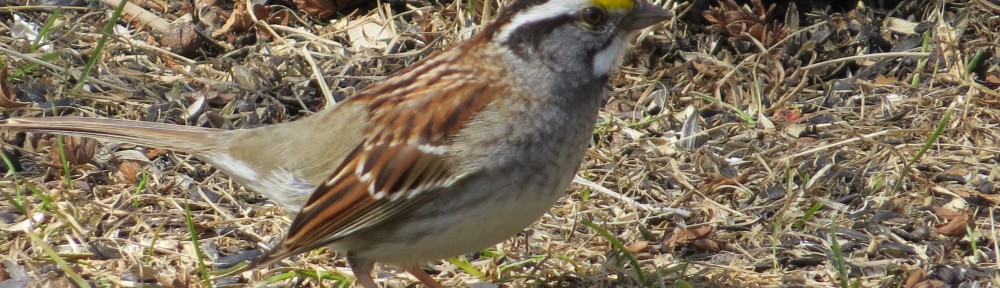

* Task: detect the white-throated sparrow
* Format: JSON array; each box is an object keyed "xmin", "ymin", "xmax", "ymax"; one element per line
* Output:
[{"xmin": 2, "ymin": 0, "xmax": 670, "ymax": 286}]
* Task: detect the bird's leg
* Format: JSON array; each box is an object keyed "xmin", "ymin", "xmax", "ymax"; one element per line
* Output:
[
  {"xmin": 348, "ymin": 257, "xmax": 377, "ymax": 288},
  {"xmin": 404, "ymin": 265, "xmax": 443, "ymax": 288}
]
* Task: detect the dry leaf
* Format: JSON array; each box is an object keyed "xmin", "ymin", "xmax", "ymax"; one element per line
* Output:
[
  {"xmin": 49, "ymin": 136, "xmax": 96, "ymax": 168},
  {"xmin": 986, "ymin": 74, "xmax": 1000, "ymax": 85},
  {"xmin": 703, "ymin": 0, "xmax": 789, "ymax": 48},
  {"xmin": 665, "ymin": 226, "xmax": 720, "ymax": 252},
  {"xmin": 347, "ymin": 13, "xmax": 397, "ymax": 51},
  {"xmin": 698, "ymin": 173, "xmax": 752, "ymax": 194},
  {"xmin": 0, "ymin": 67, "xmax": 30, "ymax": 109},
  {"xmin": 145, "ymin": 148, "xmax": 169, "ymax": 159},
  {"xmin": 946, "ymin": 188, "xmax": 1000, "ymax": 205},
  {"xmin": 625, "ymin": 240, "xmax": 649, "ymax": 254},
  {"xmin": 294, "ymin": 0, "xmax": 365, "ymax": 19},
  {"xmin": 904, "ymin": 268, "xmax": 946, "ymax": 288},
  {"xmin": 932, "ymin": 206, "xmax": 968, "ymax": 237},
  {"xmin": 886, "ymin": 17, "xmax": 919, "ymax": 35},
  {"xmin": 118, "ymin": 160, "xmax": 144, "ymax": 184},
  {"xmin": 770, "ymin": 108, "xmax": 802, "ymax": 124},
  {"xmin": 212, "ymin": 1, "xmax": 255, "ymax": 38},
  {"xmin": 874, "ymin": 75, "xmax": 897, "ymax": 85}
]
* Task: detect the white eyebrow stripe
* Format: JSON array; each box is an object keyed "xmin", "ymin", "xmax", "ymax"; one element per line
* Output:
[{"xmin": 495, "ymin": 0, "xmax": 588, "ymax": 42}]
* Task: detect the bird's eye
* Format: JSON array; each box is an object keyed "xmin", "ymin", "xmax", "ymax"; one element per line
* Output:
[{"xmin": 580, "ymin": 7, "xmax": 606, "ymax": 25}]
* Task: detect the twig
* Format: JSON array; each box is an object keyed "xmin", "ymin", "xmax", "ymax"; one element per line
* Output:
[
  {"xmin": 780, "ymin": 130, "xmax": 893, "ymax": 161},
  {"xmin": 0, "ymin": 46, "xmax": 133, "ymax": 92},
  {"xmin": 573, "ymin": 176, "xmax": 691, "ymax": 217},
  {"xmin": 98, "ymin": 0, "xmax": 169, "ymax": 32},
  {"xmin": 666, "ymin": 158, "xmax": 747, "ymax": 216},
  {"xmin": 301, "ymin": 46, "xmax": 336, "ymax": 108},
  {"xmin": 801, "ymin": 52, "xmax": 930, "ymax": 71}
]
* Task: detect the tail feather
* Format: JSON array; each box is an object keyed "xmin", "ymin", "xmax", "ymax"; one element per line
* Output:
[{"xmin": 2, "ymin": 117, "xmax": 229, "ymax": 154}]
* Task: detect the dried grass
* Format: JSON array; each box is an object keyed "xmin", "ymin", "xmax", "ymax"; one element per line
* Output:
[{"xmin": 1, "ymin": 0, "xmax": 999, "ymax": 287}]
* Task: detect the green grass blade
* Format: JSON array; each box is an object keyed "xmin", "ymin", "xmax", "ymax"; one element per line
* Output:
[
  {"xmin": 132, "ymin": 170, "xmax": 148, "ymax": 207},
  {"xmin": 794, "ymin": 201, "xmax": 823, "ymax": 229},
  {"xmin": 963, "ymin": 49, "xmax": 984, "ymax": 81},
  {"xmin": 581, "ymin": 219, "xmax": 646, "ymax": 284},
  {"xmin": 7, "ymin": 50, "xmax": 62, "ymax": 80},
  {"xmin": 447, "ymin": 256, "xmax": 486, "ymax": 280},
  {"xmin": 892, "ymin": 106, "xmax": 953, "ymax": 195},
  {"xmin": 183, "ymin": 200, "xmax": 212, "ymax": 286},
  {"xmin": 258, "ymin": 269, "xmax": 350, "ymax": 287},
  {"xmin": 56, "ymin": 135, "xmax": 72, "ymax": 188},
  {"xmin": 71, "ymin": 0, "xmax": 128, "ymax": 92},
  {"xmin": 31, "ymin": 7, "xmax": 63, "ymax": 52},
  {"xmin": 25, "ymin": 228, "xmax": 91, "ymax": 287},
  {"xmin": 830, "ymin": 214, "xmax": 850, "ymax": 288},
  {"xmin": 911, "ymin": 30, "xmax": 932, "ymax": 86},
  {"xmin": 0, "ymin": 149, "xmax": 27, "ymax": 214}
]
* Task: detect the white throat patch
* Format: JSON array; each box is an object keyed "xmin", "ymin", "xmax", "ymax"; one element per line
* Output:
[{"xmin": 593, "ymin": 36, "xmax": 625, "ymax": 77}]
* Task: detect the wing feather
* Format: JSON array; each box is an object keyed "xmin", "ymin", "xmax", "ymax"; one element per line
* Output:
[{"xmin": 245, "ymin": 59, "xmax": 506, "ymax": 268}]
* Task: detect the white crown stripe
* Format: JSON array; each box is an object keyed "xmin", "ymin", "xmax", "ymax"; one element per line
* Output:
[{"xmin": 496, "ymin": 0, "xmax": 588, "ymax": 42}]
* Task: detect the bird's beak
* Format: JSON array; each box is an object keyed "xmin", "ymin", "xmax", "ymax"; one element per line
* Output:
[{"xmin": 625, "ymin": 1, "xmax": 672, "ymax": 31}]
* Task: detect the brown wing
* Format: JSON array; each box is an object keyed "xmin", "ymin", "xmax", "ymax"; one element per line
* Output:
[
  {"xmin": 270, "ymin": 143, "xmax": 458, "ymax": 258},
  {"xmin": 246, "ymin": 52, "xmax": 506, "ymax": 268}
]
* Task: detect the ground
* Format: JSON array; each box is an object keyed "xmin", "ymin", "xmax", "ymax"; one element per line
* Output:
[{"xmin": 1, "ymin": 0, "xmax": 999, "ymax": 287}]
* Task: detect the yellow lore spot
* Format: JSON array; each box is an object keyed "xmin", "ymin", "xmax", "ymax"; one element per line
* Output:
[{"xmin": 591, "ymin": 0, "xmax": 634, "ymax": 10}]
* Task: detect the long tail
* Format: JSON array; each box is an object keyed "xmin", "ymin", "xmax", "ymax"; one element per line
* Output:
[{"xmin": 1, "ymin": 117, "xmax": 229, "ymax": 154}]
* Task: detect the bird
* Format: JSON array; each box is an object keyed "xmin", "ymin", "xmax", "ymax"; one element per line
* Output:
[{"xmin": 1, "ymin": 0, "xmax": 671, "ymax": 286}]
